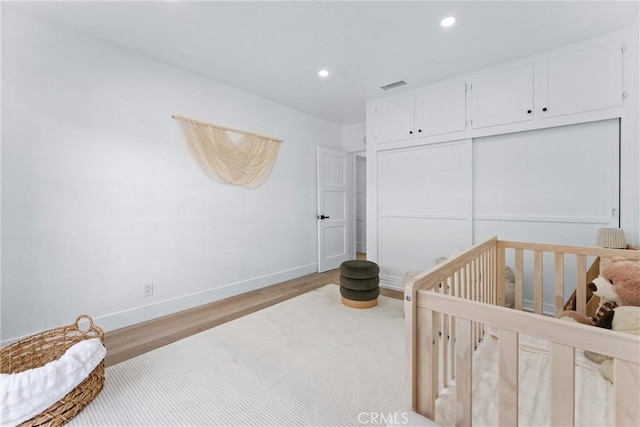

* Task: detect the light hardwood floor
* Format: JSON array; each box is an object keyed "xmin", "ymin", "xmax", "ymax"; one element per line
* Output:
[{"xmin": 105, "ymin": 263, "xmax": 402, "ymax": 366}]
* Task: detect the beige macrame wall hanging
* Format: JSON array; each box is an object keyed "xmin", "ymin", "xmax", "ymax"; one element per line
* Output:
[{"xmin": 173, "ymin": 115, "xmax": 283, "ymax": 189}]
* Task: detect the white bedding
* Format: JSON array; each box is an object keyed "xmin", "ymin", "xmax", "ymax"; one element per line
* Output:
[
  {"xmin": 0, "ymin": 338, "xmax": 106, "ymax": 427},
  {"xmin": 435, "ymin": 327, "xmax": 613, "ymax": 426}
]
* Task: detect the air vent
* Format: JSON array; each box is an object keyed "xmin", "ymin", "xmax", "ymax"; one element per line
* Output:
[{"xmin": 380, "ymin": 79, "xmax": 407, "ymax": 91}]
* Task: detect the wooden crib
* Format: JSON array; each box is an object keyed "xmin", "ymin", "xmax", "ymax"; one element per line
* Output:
[{"xmin": 404, "ymin": 237, "xmax": 640, "ymax": 426}]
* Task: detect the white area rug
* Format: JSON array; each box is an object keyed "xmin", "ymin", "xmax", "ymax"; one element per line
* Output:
[{"xmin": 70, "ymin": 285, "xmax": 406, "ymax": 426}]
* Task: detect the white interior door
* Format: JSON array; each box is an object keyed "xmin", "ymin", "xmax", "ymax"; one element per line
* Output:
[{"xmin": 317, "ymin": 147, "xmax": 349, "ymax": 272}]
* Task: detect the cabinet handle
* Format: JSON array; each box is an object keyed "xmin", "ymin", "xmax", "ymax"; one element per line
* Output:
[
  {"xmin": 542, "ymin": 107, "xmax": 548, "ymax": 112},
  {"xmin": 527, "ymin": 110, "xmax": 532, "ymax": 114},
  {"xmin": 418, "ymin": 129, "xmax": 422, "ymax": 133},
  {"xmin": 409, "ymin": 130, "xmax": 413, "ymax": 134}
]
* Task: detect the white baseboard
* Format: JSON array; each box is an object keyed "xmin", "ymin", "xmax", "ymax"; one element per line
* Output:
[
  {"xmin": 522, "ymin": 299, "xmax": 556, "ymax": 316},
  {"xmin": 380, "ymin": 274, "xmax": 405, "ymax": 292},
  {"xmin": 1, "ymin": 263, "xmax": 318, "ymax": 346}
]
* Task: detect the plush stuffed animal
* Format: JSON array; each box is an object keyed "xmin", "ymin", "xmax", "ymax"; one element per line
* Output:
[
  {"xmin": 562, "ymin": 257, "xmax": 640, "ymax": 382},
  {"xmin": 504, "ymin": 266, "xmax": 515, "ymax": 308}
]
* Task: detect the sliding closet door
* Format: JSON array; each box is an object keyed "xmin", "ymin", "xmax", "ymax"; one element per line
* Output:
[
  {"xmin": 378, "ymin": 140, "xmax": 472, "ymax": 286},
  {"xmin": 473, "ymin": 119, "xmax": 620, "ymax": 311},
  {"xmin": 473, "ymin": 119, "xmax": 619, "ymax": 244}
]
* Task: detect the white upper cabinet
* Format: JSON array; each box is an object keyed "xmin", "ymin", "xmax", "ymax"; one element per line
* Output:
[
  {"xmin": 537, "ymin": 41, "xmax": 624, "ymax": 119},
  {"xmin": 370, "ymin": 36, "xmax": 627, "ymax": 146},
  {"xmin": 469, "ymin": 64, "xmax": 534, "ymax": 129},
  {"xmin": 373, "ymin": 95, "xmax": 415, "ymax": 144},
  {"xmin": 415, "ymin": 82, "xmax": 467, "ymax": 137},
  {"xmin": 373, "ymin": 82, "xmax": 467, "ymax": 144}
]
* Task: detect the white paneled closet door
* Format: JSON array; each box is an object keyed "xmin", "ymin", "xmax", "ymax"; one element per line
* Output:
[
  {"xmin": 473, "ymin": 119, "xmax": 620, "ymax": 243},
  {"xmin": 473, "ymin": 119, "xmax": 620, "ymax": 312},
  {"xmin": 377, "ymin": 140, "xmax": 472, "ymax": 287}
]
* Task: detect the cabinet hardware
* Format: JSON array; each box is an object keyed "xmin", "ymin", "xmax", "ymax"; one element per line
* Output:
[
  {"xmin": 622, "ymin": 45, "xmax": 626, "ymax": 53},
  {"xmin": 527, "ymin": 110, "xmax": 532, "ymax": 114},
  {"xmin": 409, "ymin": 130, "xmax": 413, "ymax": 134},
  {"xmin": 542, "ymin": 107, "xmax": 548, "ymax": 112},
  {"xmin": 622, "ymin": 91, "xmax": 627, "ymax": 99},
  {"xmin": 418, "ymin": 129, "xmax": 422, "ymax": 133}
]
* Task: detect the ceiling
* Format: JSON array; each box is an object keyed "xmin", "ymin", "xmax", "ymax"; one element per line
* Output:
[{"xmin": 4, "ymin": 1, "xmax": 638, "ymax": 125}]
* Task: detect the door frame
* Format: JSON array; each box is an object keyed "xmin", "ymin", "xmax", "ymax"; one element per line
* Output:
[{"xmin": 349, "ymin": 151, "xmax": 366, "ymax": 260}]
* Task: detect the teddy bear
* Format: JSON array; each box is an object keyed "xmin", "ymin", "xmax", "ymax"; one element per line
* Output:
[{"xmin": 561, "ymin": 257, "xmax": 640, "ymax": 382}]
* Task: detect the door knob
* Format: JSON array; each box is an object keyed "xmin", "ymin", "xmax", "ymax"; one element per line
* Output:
[{"xmin": 317, "ymin": 215, "xmax": 330, "ymax": 220}]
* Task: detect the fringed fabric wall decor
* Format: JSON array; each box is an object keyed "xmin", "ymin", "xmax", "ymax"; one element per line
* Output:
[{"xmin": 173, "ymin": 115, "xmax": 283, "ymax": 189}]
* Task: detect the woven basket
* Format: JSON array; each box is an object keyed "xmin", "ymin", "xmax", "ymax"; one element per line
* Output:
[{"xmin": 0, "ymin": 315, "xmax": 105, "ymax": 427}]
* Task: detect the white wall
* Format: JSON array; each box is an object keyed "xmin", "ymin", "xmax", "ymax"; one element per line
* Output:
[
  {"xmin": 1, "ymin": 10, "xmax": 343, "ymax": 343},
  {"xmin": 342, "ymin": 122, "xmax": 366, "ymax": 153}
]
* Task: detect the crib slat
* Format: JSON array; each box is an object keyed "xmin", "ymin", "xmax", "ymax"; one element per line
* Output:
[
  {"xmin": 498, "ymin": 329, "xmax": 518, "ymax": 427},
  {"xmin": 461, "ymin": 265, "xmax": 468, "ymax": 300},
  {"xmin": 534, "ymin": 251, "xmax": 543, "ymax": 314},
  {"xmin": 431, "ymin": 311, "xmax": 441, "ymax": 413},
  {"xmin": 549, "ymin": 343, "xmax": 575, "ymax": 426},
  {"xmin": 614, "ymin": 359, "xmax": 640, "ymax": 426},
  {"xmin": 442, "ymin": 280, "xmax": 449, "ymax": 388},
  {"xmin": 448, "ymin": 276, "xmax": 456, "ymax": 383},
  {"xmin": 576, "ymin": 255, "xmax": 587, "ymax": 315},
  {"xmin": 484, "ymin": 250, "xmax": 489, "ymax": 304},
  {"xmin": 473, "ymin": 258, "xmax": 480, "ymax": 347},
  {"xmin": 554, "ymin": 253, "xmax": 565, "ymax": 316},
  {"xmin": 416, "ymin": 308, "xmax": 438, "ymax": 418},
  {"xmin": 496, "ymin": 246, "xmax": 505, "ymax": 307},
  {"xmin": 406, "ymin": 281, "xmax": 420, "ymax": 412},
  {"xmin": 515, "ymin": 249, "xmax": 523, "ymax": 311},
  {"xmin": 456, "ymin": 318, "xmax": 473, "ymax": 427}
]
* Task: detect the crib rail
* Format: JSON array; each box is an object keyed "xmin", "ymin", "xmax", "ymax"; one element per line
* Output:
[
  {"xmin": 405, "ymin": 237, "xmax": 498, "ymax": 415},
  {"xmin": 497, "ymin": 240, "xmax": 640, "ymax": 316},
  {"xmin": 405, "ymin": 237, "xmax": 640, "ymax": 425},
  {"xmin": 418, "ymin": 293, "xmax": 640, "ymax": 425}
]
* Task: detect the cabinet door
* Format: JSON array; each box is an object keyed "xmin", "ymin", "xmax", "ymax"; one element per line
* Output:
[
  {"xmin": 538, "ymin": 41, "xmax": 623, "ymax": 119},
  {"xmin": 415, "ymin": 82, "xmax": 467, "ymax": 137},
  {"xmin": 373, "ymin": 95, "xmax": 414, "ymax": 144},
  {"xmin": 470, "ymin": 65, "xmax": 534, "ymax": 129}
]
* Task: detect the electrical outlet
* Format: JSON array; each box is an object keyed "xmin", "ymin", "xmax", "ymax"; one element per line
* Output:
[{"xmin": 143, "ymin": 282, "xmax": 153, "ymax": 297}]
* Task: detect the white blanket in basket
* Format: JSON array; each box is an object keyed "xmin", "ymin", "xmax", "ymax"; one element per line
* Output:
[
  {"xmin": 0, "ymin": 338, "xmax": 106, "ymax": 426},
  {"xmin": 435, "ymin": 327, "xmax": 614, "ymax": 426}
]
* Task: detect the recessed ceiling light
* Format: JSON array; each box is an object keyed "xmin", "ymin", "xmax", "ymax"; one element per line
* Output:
[
  {"xmin": 318, "ymin": 69, "xmax": 329, "ymax": 78},
  {"xmin": 441, "ymin": 16, "xmax": 456, "ymax": 27}
]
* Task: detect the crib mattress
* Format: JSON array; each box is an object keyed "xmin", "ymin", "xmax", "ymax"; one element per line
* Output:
[{"xmin": 435, "ymin": 327, "xmax": 613, "ymax": 426}]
